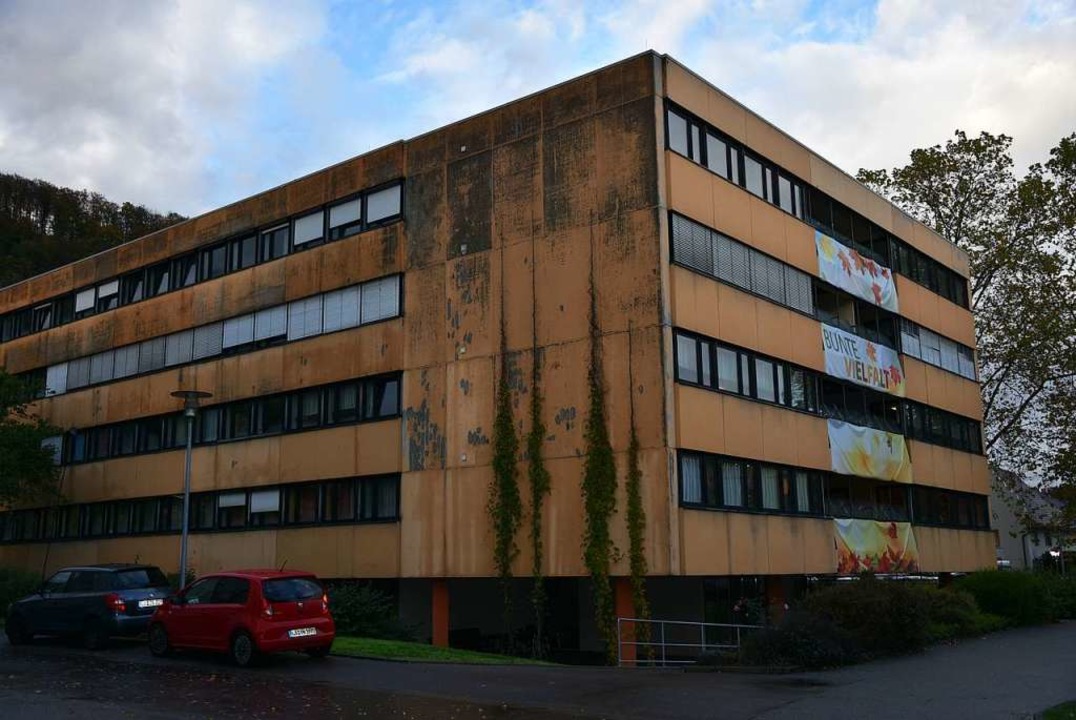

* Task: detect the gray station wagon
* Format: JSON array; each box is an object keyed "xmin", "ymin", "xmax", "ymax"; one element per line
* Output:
[{"xmin": 5, "ymin": 563, "xmax": 170, "ymax": 649}]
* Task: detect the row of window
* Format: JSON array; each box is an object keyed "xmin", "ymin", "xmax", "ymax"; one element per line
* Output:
[
  {"xmin": 23, "ymin": 275, "xmax": 401, "ymax": 398},
  {"xmin": 0, "ymin": 182, "xmax": 404, "ymax": 344},
  {"xmin": 670, "ymin": 212, "xmax": 978, "ymax": 382},
  {"xmin": 56, "ymin": 374, "xmax": 400, "ymax": 465},
  {"xmin": 665, "ymin": 103, "xmax": 969, "ymax": 309},
  {"xmin": 0, "ymin": 475, "xmax": 400, "ymax": 544},
  {"xmin": 674, "ymin": 330, "xmax": 983, "ymax": 454},
  {"xmin": 678, "ymin": 450, "xmax": 990, "ymax": 531}
]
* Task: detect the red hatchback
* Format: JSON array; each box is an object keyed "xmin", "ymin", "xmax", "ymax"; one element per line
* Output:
[{"xmin": 148, "ymin": 570, "xmax": 335, "ymax": 666}]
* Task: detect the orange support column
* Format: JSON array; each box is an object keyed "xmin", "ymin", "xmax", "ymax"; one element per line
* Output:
[
  {"xmin": 614, "ymin": 577, "xmax": 635, "ymax": 665},
  {"xmin": 432, "ymin": 579, "xmax": 450, "ymax": 648},
  {"xmin": 765, "ymin": 579, "xmax": 787, "ymax": 625}
]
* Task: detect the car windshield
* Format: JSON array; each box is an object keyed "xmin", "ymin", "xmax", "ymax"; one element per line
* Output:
[
  {"xmin": 114, "ymin": 567, "xmax": 169, "ymax": 589},
  {"xmin": 262, "ymin": 577, "xmax": 322, "ymax": 602}
]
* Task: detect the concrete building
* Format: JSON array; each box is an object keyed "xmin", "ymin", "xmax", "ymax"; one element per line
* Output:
[
  {"xmin": 0, "ymin": 53, "xmax": 993, "ymax": 653},
  {"xmin": 991, "ymin": 470, "xmax": 1075, "ymax": 571}
]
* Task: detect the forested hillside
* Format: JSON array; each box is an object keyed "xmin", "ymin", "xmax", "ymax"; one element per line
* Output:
[{"xmin": 0, "ymin": 173, "xmax": 185, "ymax": 288}]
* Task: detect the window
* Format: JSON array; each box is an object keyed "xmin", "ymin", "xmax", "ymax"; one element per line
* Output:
[
  {"xmin": 361, "ymin": 276, "xmax": 400, "ymax": 324},
  {"xmin": 760, "ymin": 467, "xmax": 780, "ymax": 510},
  {"xmin": 260, "ymin": 396, "xmax": 286, "ymax": 434},
  {"xmin": 113, "ymin": 423, "xmax": 138, "ymax": 457},
  {"xmin": 323, "ymin": 480, "xmax": 356, "ymax": 522},
  {"xmin": 260, "ymin": 225, "xmax": 289, "ymax": 262},
  {"xmin": 139, "ymin": 418, "xmax": 163, "ymax": 452},
  {"xmin": 677, "ymin": 335, "xmax": 698, "ymax": 383},
  {"xmin": 132, "ymin": 499, "xmax": 159, "ymax": 533},
  {"xmin": 42, "ymin": 570, "xmax": 72, "ymax": 594},
  {"xmin": 286, "ymin": 484, "xmax": 320, "ymax": 524},
  {"xmin": 716, "ymin": 347, "xmax": 739, "ymax": 393},
  {"xmin": 113, "ymin": 502, "xmax": 133, "ymax": 535},
  {"xmin": 158, "ymin": 496, "xmax": 183, "ymax": 532},
  {"xmin": 212, "ymin": 577, "xmax": 250, "ymax": 604},
  {"xmin": 33, "ymin": 303, "xmax": 52, "ymax": 331},
  {"xmin": 197, "ymin": 408, "xmax": 221, "ymax": 443},
  {"xmin": 364, "ymin": 376, "xmax": 400, "ymax": 418},
  {"xmin": 755, "ymin": 358, "xmax": 776, "ymax": 402},
  {"xmin": 287, "ymin": 296, "xmax": 324, "ymax": 340},
  {"xmin": 183, "ymin": 578, "xmax": 219, "ymax": 605},
  {"xmin": 667, "ymin": 108, "xmax": 688, "ymax": 156},
  {"xmin": 165, "ymin": 330, "xmax": 194, "ymax": 366},
  {"xmin": 217, "ymin": 492, "xmax": 247, "ymax": 529},
  {"xmin": 366, "ymin": 184, "xmax": 402, "ymax": 225},
  {"xmin": 147, "ymin": 262, "xmax": 170, "ymax": 297},
  {"xmin": 329, "ymin": 198, "xmax": 362, "ymax": 240},
  {"xmin": 744, "ymin": 155, "xmax": 764, "ymax": 198},
  {"xmin": 86, "ymin": 504, "xmax": 109, "ymax": 537},
  {"xmin": 292, "ymin": 210, "xmax": 324, "ymax": 248},
  {"xmin": 327, "ymin": 382, "xmax": 360, "ymax": 425},
  {"xmin": 222, "ymin": 314, "xmax": 255, "ymax": 350},
  {"xmin": 226, "ymin": 402, "xmax": 253, "ymax": 439},
  {"xmin": 74, "ymin": 287, "xmax": 96, "ymax": 318},
  {"xmin": 722, "ymin": 460, "xmax": 744, "ymax": 507},
  {"xmin": 681, "ymin": 454, "xmax": 702, "ymax": 505},
  {"xmin": 230, "ymin": 236, "xmax": 257, "ymax": 271},
  {"xmin": 360, "ymin": 476, "xmax": 399, "ymax": 520},
  {"xmin": 254, "ymin": 305, "xmax": 287, "ymax": 343},
  {"xmin": 171, "ymin": 254, "xmax": 198, "ymax": 290},
  {"xmin": 138, "ymin": 337, "xmax": 166, "ymax": 374},
  {"xmin": 249, "ymin": 489, "xmax": 281, "ymax": 527},
  {"xmin": 45, "ymin": 363, "xmax": 68, "ymax": 396},
  {"xmin": 191, "ymin": 494, "xmax": 216, "ymax": 530},
  {"xmin": 322, "ymin": 286, "xmax": 360, "ymax": 332},
  {"xmin": 200, "ymin": 243, "xmax": 228, "ymax": 280},
  {"xmin": 113, "ymin": 345, "xmax": 140, "ymax": 378},
  {"xmin": 291, "ymin": 390, "xmax": 322, "ymax": 430},
  {"xmin": 706, "ymin": 133, "xmax": 728, "ymax": 176},
  {"xmin": 193, "ymin": 323, "xmax": 223, "ymax": 360}
]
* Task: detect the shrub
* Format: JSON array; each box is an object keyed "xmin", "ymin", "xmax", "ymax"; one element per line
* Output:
[
  {"xmin": 327, "ymin": 583, "xmax": 413, "ymax": 640},
  {"xmin": 1039, "ymin": 573, "xmax": 1076, "ymax": 620},
  {"xmin": 956, "ymin": 571, "xmax": 1055, "ymax": 626},
  {"xmin": 804, "ymin": 577, "xmax": 931, "ymax": 658},
  {"xmin": 1, "ymin": 567, "xmax": 41, "ymax": 616},
  {"xmin": 739, "ymin": 610, "xmax": 861, "ymax": 669}
]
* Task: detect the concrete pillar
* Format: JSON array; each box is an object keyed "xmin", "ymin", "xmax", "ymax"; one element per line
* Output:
[
  {"xmin": 614, "ymin": 577, "xmax": 635, "ymax": 665},
  {"xmin": 765, "ymin": 578, "xmax": 787, "ymax": 625},
  {"xmin": 432, "ymin": 579, "xmax": 450, "ymax": 647}
]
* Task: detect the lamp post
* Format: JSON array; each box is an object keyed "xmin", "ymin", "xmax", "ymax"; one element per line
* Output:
[{"xmin": 171, "ymin": 390, "xmax": 212, "ymax": 584}]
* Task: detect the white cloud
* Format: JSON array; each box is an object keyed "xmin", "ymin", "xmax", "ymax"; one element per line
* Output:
[{"xmin": 0, "ymin": 0, "xmax": 326, "ymax": 215}]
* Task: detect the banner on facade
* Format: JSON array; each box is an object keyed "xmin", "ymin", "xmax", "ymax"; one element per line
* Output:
[
  {"xmin": 835, "ymin": 518, "xmax": 920, "ymax": 574},
  {"xmin": 827, "ymin": 419, "xmax": 913, "ymax": 483},
  {"xmin": 821, "ymin": 324, "xmax": 905, "ymax": 397},
  {"xmin": 815, "ymin": 230, "xmax": 899, "ymax": 312}
]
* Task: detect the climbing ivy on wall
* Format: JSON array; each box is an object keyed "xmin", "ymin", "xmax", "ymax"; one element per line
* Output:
[
  {"xmin": 625, "ymin": 333, "xmax": 651, "ymax": 649},
  {"xmin": 581, "ymin": 249, "xmax": 618, "ymax": 664},
  {"xmin": 527, "ymin": 353, "xmax": 551, "ymax": 656},
  {"xmin": 489, "ymin": 278, "xmax": 522, "ymax": 640}
]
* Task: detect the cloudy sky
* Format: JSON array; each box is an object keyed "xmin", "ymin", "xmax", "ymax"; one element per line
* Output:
[{"xmin": 0, "ymin": 0, "xmax": 1073, "ymax": 217}]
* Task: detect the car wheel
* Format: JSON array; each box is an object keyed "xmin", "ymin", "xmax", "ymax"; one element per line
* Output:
[
  {"xmin": 230, "ymin": 631, "xmax": 258, "ymax": 668},
  {"xmin": 304, "ymin": 645, "xmax": 331, "ymax": 659},
  {"xmin": 82, "ymin": 618, "xmax": 110, "ymax": 651},
  {"xmin": 4, "ymin": 615, "xmax": 33, "ymax": 646},
  {"xmin": 148, "ymin": 624, "xmax": 172, "ymax": 657}
]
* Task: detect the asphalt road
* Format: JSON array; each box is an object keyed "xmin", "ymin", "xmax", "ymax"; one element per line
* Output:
[{"xmin": 2, "ymin": 622, "xmax": 1076, "ymax": 719}]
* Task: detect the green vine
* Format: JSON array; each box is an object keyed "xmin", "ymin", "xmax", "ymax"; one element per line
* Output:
[
  {"xmin": 624, "ymin": 393, "xmax": 645, "ymax": 650},
  {"xmin": 582, "ymin": 244, "xmax": 618, "ymax": 664},
  {"xmin": 489, "ymin": 259, "xmax": 522, "ymax": 642},
  {"xmin": 527, "ymin": 352, "xmax": 551, "ymax": 656}
]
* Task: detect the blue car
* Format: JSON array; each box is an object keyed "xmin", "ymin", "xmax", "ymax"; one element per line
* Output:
[{"xmin": 5, "ymin": 563, "xmax": 171, "ymax": 649}]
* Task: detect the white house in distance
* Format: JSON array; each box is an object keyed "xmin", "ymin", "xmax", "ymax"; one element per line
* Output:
[{"xmin": 991, "ymin": 469, "xmax": 1074, "ymax": 571}]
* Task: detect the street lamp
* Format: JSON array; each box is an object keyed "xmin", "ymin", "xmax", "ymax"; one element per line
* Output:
[{"xmin": 171, "ymin": 389, "xmax": 212, "ymax": 584}]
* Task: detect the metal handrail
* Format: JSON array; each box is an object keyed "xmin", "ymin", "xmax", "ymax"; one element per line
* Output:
[{"xmin": 616, "ymin": 617, "xmax": 764, "ymax": 667}]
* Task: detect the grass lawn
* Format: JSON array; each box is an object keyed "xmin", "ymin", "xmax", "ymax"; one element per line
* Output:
[
  {"xmin": 331, "ymin": 636, "xmax": 553, "ymax": 665},
  {"xmin": 1044, "ymin": 702, "xmax": 1076, "ymax": 720}
]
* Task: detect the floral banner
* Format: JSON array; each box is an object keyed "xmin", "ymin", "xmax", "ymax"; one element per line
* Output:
[
  {"xmin": 835, "ymin": 518, "xmax": 920, "ymax": 574},
  {"xmin": 821, "ymin": 324, "xmax": 905, "ymax": 397},
  {"xmin": 828, "ymin": 419, "xmax": 913, "ymax": 483},
  {"xmin": 816, "ymin": 230, "xmax": 899, "ymax": 312}
]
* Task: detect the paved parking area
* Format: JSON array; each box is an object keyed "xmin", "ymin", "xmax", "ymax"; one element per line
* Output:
[{"xmin": 3, "ymin": 622, "xmax": 1075, "ymax": 719}]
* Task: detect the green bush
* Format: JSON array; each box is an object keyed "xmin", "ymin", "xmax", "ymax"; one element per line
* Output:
[
  {"xmin": 1040, "ymin": 573, "xmax": 1076, "ymax": 620},
  {"xmin": 956, "ymin": 571, "xmax": 1055, "ymax": 626},
  {"xmin": 327, "ymin": 583, "xmax": 413, "ymax": 640},
  {"xmin": 739, "ymin": 610, "xmax": 861, "ymax": 669},
  {"xmin": 804, "ymin": 577, "xmax": 931, "ymax": 658},
  {"xmin": 1, "ymin": 567, "xmax": 41, "ymax": 616}
]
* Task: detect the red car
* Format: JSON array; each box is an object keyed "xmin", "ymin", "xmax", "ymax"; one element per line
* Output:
[{"xmin": 148, "ymin": 570, "xmax": 335, "ymax": 666}]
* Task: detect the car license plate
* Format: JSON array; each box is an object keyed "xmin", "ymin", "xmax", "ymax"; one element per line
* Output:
[
  {"xmin": 288, "ymin": 627, "xmax": 316, "ymax": 638},
  {"xmin": 138, "ymin": 599, "xmax": 164, "ymax": 609}
]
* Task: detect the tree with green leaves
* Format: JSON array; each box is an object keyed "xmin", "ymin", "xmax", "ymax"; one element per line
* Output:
[
  {"xmin": 0, "ymin": 370, "xmax": 62, "ymax": 507},
  {"xmin": 857, "ymin": 131, "xmax": 1076, "ymax": 516}
]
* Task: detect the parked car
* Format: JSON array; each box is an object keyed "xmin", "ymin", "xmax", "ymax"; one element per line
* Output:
[
  {"xmin": 5, "ymin": 563, "xmax": 171, "ymax": 649},
  {"xmin": 148, "ymin": 570, "xmax": 335, "ymax": 667}
]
